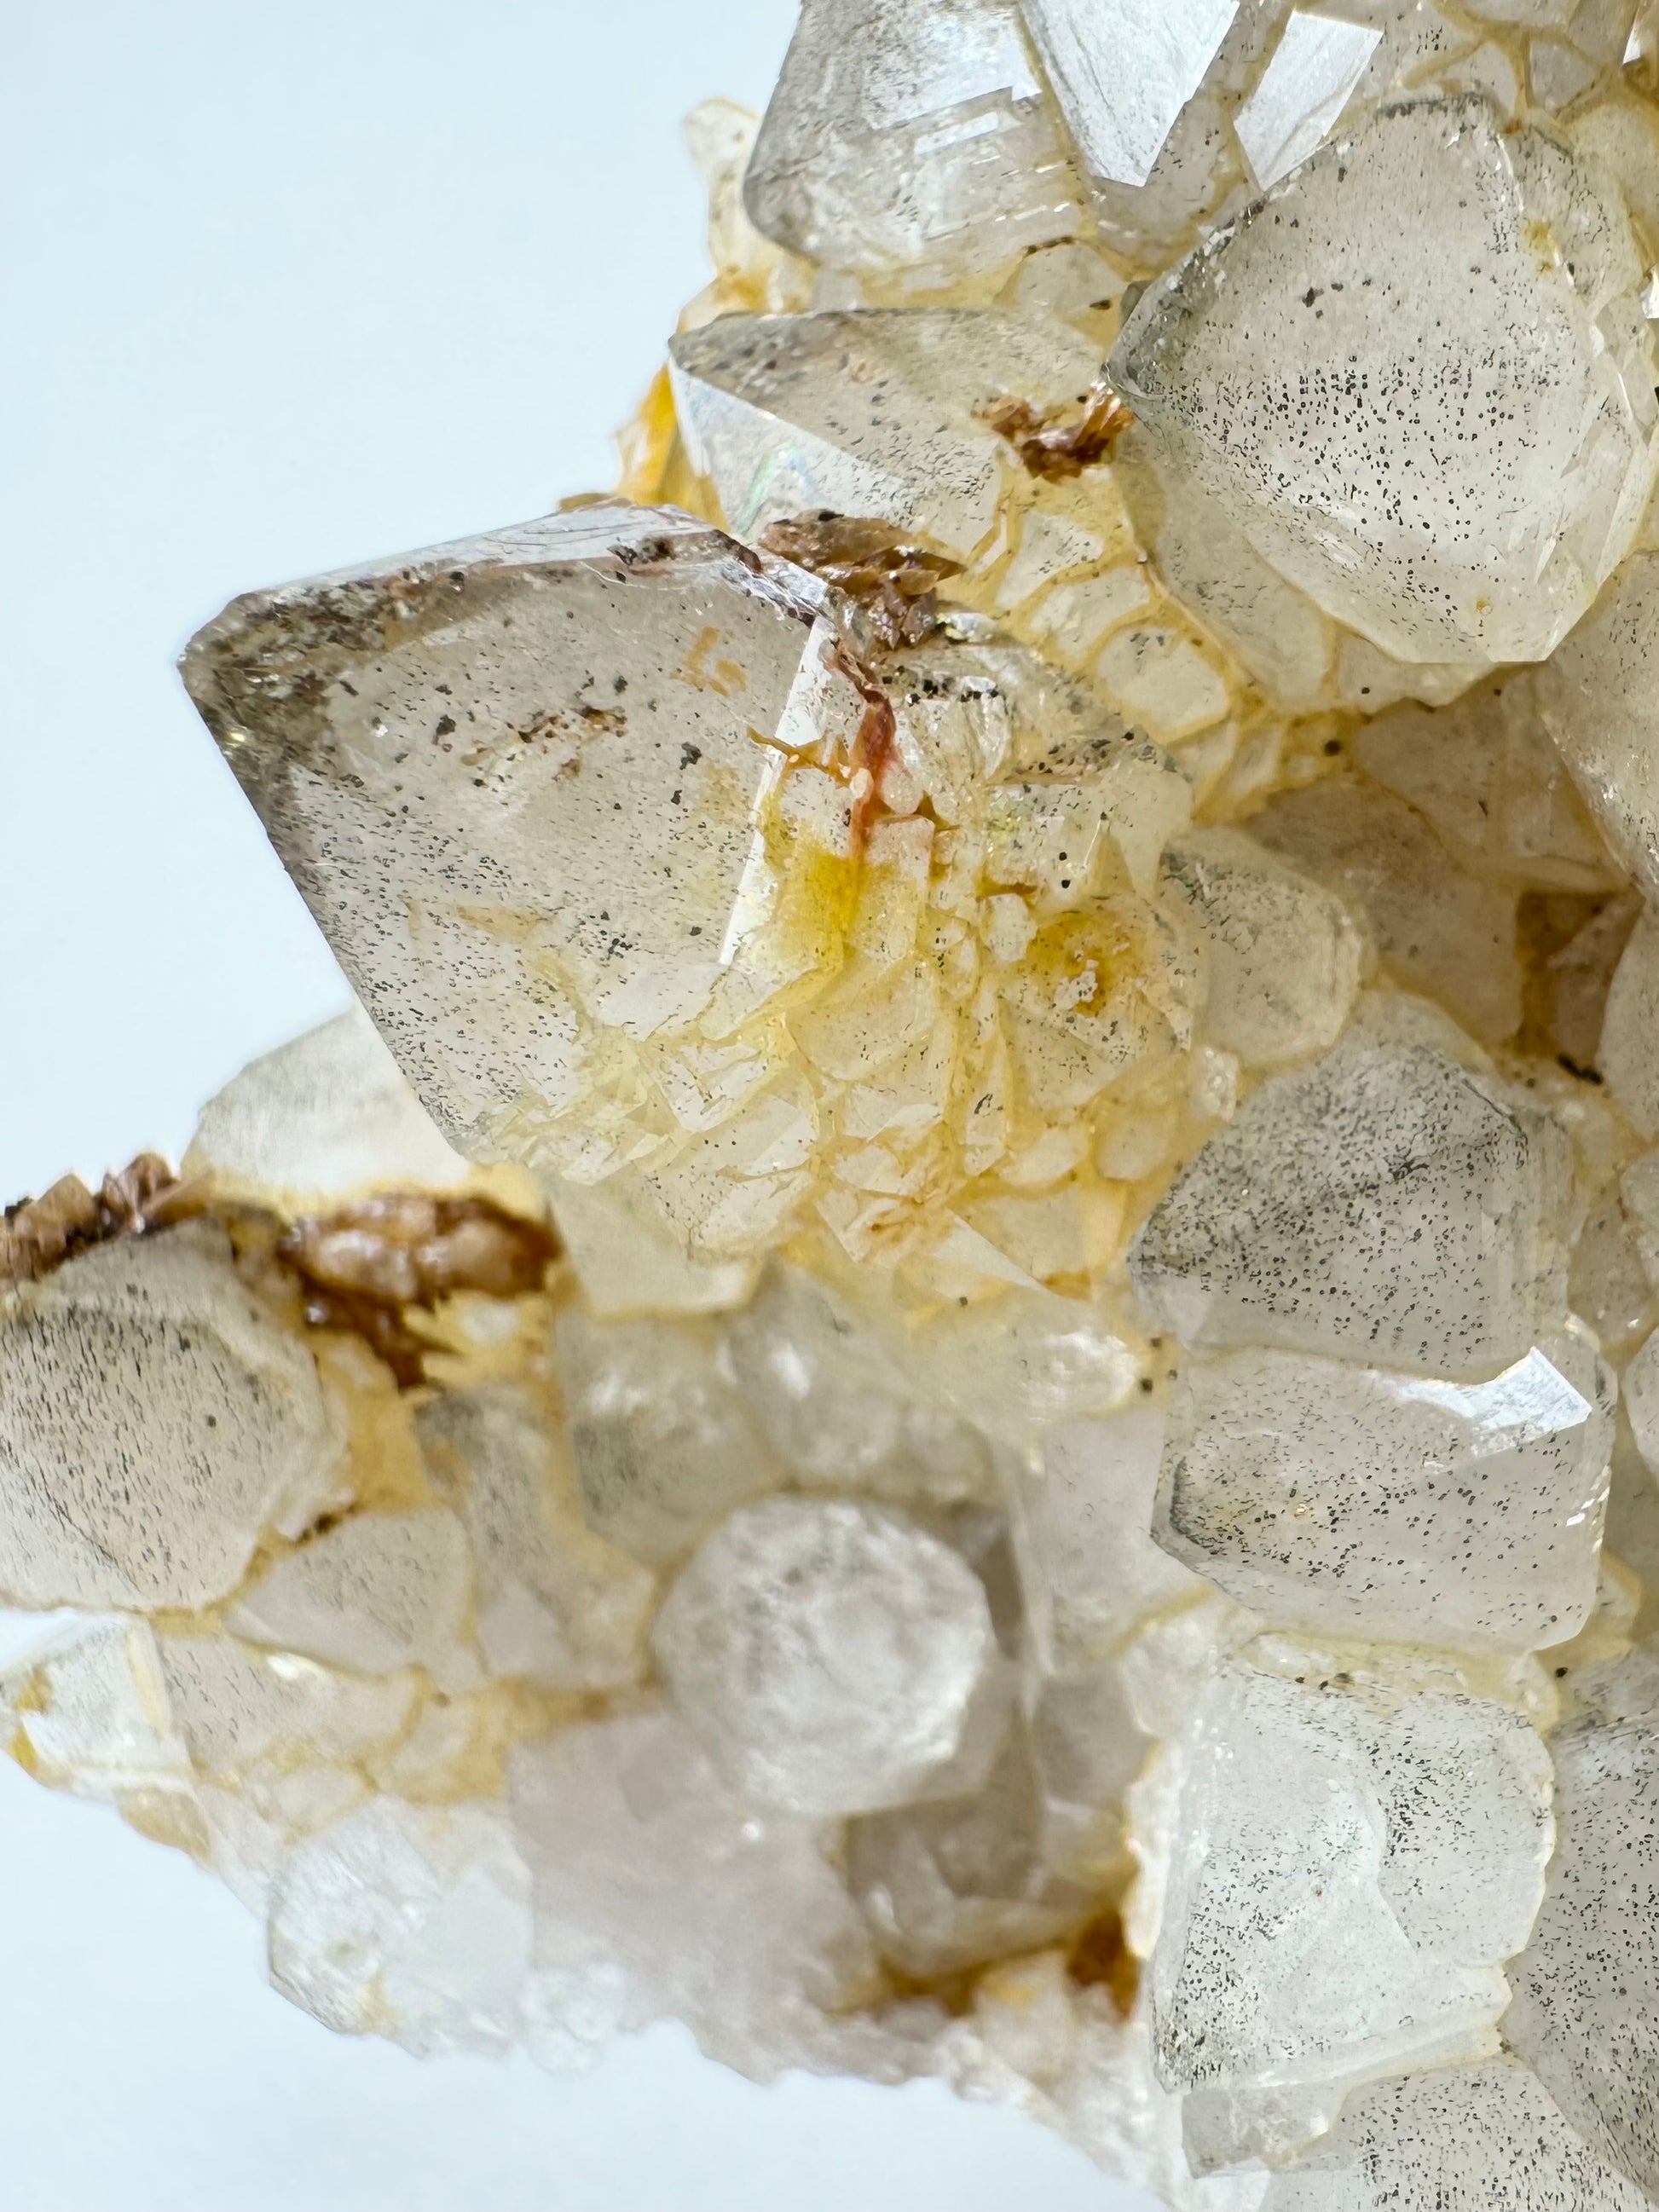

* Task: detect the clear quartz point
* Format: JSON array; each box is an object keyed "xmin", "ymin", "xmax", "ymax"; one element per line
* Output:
[
  {"xmin": 743, "ymin": 0, "xmax": 1086, "ymax": 285},
  {"xmin": 20, "ymin": 8, "xmax": 1659, "ymax": 2198}
]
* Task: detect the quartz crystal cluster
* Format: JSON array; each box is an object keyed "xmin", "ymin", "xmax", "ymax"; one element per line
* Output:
[{"xmin": 11, "ymin": 5, "xmax": 1659, "ymax": 2203}]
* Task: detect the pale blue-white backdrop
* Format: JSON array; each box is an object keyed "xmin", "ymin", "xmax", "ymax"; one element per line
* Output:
[{"xmin": 0, "ymin": 5, "xmax": 1158, "ymax": 2203}]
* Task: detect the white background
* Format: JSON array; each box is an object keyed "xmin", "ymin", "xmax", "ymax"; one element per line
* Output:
[{"xmin": 0, "ymin": 5, "xmax": 1156, "ymax": 2204}]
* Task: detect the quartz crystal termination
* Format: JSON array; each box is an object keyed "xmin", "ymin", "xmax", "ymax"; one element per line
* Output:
[{"xmin": 9, "ymin": 3, "xmax": 1659, "ymax": 2207}]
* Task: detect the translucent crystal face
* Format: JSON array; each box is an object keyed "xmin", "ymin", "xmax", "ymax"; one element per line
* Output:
[
  {"xmin": 1129, "ymin": 1025, "xmax": 1574, "ymax": 1377},
  {"xmin": 17, "ymin": 3, "xmax": 1659, "ymax": 2203},
  {"xmin": 1111, "ymin": 97, "xmax": 1657, "ymax": 667},
  {"xmin": 743, "ymin": 0, "xmax": 1087, "ymax": 285},
  {"xmin": 1156, "ymin": 1336, "xmax": 1613, "ymax": 1650},
  {"xmin": 1149, "ymin": 1657, "xmax": 1555, "ymax": 2103}
]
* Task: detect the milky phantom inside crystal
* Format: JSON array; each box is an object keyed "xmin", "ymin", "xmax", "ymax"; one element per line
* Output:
[
  {"xmin": 0, "ymin": 1221, "xmax": 343, "ymax": 1610},
  {"xmin": 1156, "ymin": 1336, "xmax": 1612, "ymax": 1649},
  {"xmin": 18, "ymin": 9, "xmax": 1659, "ymax": 2203},
  {"xmin": 1151, "ymin": 1658, "xmax": 1554, "ymax": 2103},
  {"xmin": 651, "ymin": 1495, "xmax": 1005, "ymax": 1815},
  {"xmin": 1111, "ymin": 96, "xmax": 1657, "ymax": 667}
]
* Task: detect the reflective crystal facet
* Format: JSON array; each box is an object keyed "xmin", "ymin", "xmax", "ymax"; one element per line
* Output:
[
  {"xmin": 1157, "ymin": 1336, "xmax": 1613, "ymax": 1649},
  {"xmin": 1234, "ymin": 12, "xmax": 1382, "ymax": 192},
  {"xmin": 743, "ymin": 0, "xmax": 1085, "ymax": 284},
  {"xmin": 1020, "ymin": 0, "xmax": 1240, "ymax": 188},
  {"xmin": 183, "ymin": 1001, "xmax": 470, "ymax": 1207},
  {"xmin": 555, "ymin": 1306, "xmax": 779, "ymax": 1562},
  {"xmin": 268, "ymin": 1799, "xmax": 534, "ymax": 2057},
  {"xmin": 228, "ymin": 1510, "xmax": 476, "ymax": 1683},
  {"xmin": 1111, "ymin": 96, "xmax": 1657, "ymax": 667}
]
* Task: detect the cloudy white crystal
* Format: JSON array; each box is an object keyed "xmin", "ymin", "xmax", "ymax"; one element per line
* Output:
[
  {"xmin": 183, "ymin": 999, "xmax": 469, "ymax": 1207},
  {"xmin": 0, "ymin": 1221, "xmax": 342, "ymax": 1611},
  {"xmin": 19, "ymin": 9, "xmax": 1659, "ymax": 2198},
  {"xmin": 268, "ymin": 1798, "xmax": 534, "ymax": 2058},
  {"xmin": 1156, "ymin": 1337, "xmax": 1613, "ymax": 1650},
  {"xmin": 1111, "ymin": 95, "xmax": 1657, "ymax": 667},
  {"xmin": 1161, "ymin": 827, "xmax": 1362, "ymax": 1067},
  {"xmin": 651, "ymin": 1495, "xmax": 1004, "ymax": 1816},
  {"xmin": 511, "ymin": 1706, "xmax": 887, "ymax": 2080},
  {"xmin": 555, "ymin": 1305, "xmax": 778, "ymax": 1562},
  {"xmin": 415, "ymin": 1384, "xmax": 653, "ymax": 1692},
  {"xmin": 228, "ymin": 1510, "xmax": 477, "ymax": 1684},
  {"xmin": 1130, "ymin": 1023, "xmax": 1572, "ymax": 1377}
]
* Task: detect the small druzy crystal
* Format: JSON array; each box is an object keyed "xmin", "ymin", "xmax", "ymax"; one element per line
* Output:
[{"xmin": 10, "ymin": 9, "xmax": 1659, "ymax": 2204}]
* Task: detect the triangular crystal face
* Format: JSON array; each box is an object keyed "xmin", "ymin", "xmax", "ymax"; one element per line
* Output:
[{"xmin": 182, "ymin": 505, "xmax": 872, "ymax": 1180}]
